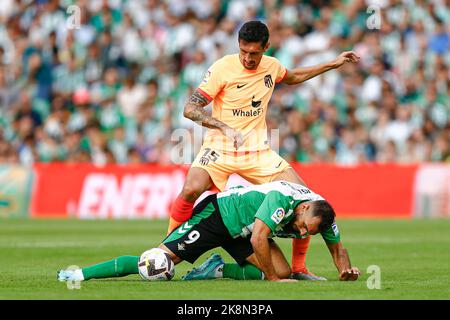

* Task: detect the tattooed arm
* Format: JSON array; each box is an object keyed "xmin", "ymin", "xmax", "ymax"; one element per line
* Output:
[
  {"xmin": 183, "ymin": 89, "xmax": 228, "ymax": 130},
  {"xmin": 183, "ymin": 89, "xmax": 244, "ymax": 149}
]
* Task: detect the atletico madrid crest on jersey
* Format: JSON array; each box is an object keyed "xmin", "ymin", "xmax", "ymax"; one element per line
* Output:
[{"xmin": 264, "ymin": 74, "xmax": 273, "ymax": 88}]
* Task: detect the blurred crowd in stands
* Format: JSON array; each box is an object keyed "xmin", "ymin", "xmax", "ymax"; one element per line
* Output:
[{"xmin": 0, "ymin": 0, "xmax": 448, "ymax": 166}]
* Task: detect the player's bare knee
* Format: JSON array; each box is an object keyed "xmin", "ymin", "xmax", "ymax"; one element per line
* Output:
[
  {"xmin": 181, "ymin": 182, "xmax": 208, "ymax": 201},
  {"xmin": 180, "ymin": 185, "xmax": 198, "ymax": 200}
]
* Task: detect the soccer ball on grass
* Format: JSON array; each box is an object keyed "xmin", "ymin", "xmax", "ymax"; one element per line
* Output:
[{"xmin": 138, "ymin": 248, "xmax": 175, "ymax": 281}]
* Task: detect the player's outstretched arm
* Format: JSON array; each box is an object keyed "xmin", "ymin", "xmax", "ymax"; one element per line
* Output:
[
  {"xmin": 282, "ymin": 51, "xmax": 360, "ymax": 85},
  {"xmin": 327, "ymin": 241, "xmax": 360, "ymax": 281},
  {"xmin": 183, "ymin": 89, "xmax": 244, "ymax": 149}
]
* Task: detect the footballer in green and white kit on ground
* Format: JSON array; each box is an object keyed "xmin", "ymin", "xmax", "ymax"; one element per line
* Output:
[
  {"xmin": 162, "ymin": 181, "xmax": 359, "ymax": 282},
  {"xmin": 58, "ymin": 181, "xmax": 359, "ymax": 283}
]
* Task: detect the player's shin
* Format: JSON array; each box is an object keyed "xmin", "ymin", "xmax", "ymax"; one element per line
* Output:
[
  {"xmin": 81, "ymin": 256, "xmax": 139, "ymax": 280},
  {"xmin": 223, "ymin": 263, "xmax": 264, "ymax": 280},
  {"xmin": 291, "ymin": 237, "xmax": 311, "ymax": 273}
]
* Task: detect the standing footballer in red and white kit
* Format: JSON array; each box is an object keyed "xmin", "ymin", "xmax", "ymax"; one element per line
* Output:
[{"xmin": 168, "ymin": 21, "xmax": 360, "ymax": 280}]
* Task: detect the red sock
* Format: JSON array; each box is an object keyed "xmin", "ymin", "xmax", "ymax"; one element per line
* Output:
[
  {"xmin": 167, "ymin": 184, "xmax": 218, "ymax": 234},
  {"xmin": 167, "ymin": 196, "xmax": 194, "ymax": 232},
  {"xmin": 291, "ymin": 236, "xmax": 311, "ymax": 273}
]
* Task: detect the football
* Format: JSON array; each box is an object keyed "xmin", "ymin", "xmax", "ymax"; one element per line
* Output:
[{"xmin": 138, "ymin": 248, "xmax": 175, "ymax": 281}]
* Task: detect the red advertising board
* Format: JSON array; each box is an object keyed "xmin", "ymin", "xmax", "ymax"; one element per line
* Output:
[
  {"xmin": 31, "ymin": 163, "xmax": 188, "ymax": 218},
  {"xmin": 291, "ymin": 163, "xmax": 418, "ymax": 218}
]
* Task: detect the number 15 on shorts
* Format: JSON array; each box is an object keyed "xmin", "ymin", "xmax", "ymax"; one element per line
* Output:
[{"xmin": 199, "ymin": 148, "xmax": 220, "ymax": 166}]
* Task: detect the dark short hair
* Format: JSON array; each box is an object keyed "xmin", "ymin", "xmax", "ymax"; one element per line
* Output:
[
  {"xmin": 310, "ymin": 200, "xmax": 336, "ymax": 233},
  {"xmin": 238, "ymin": 21, "xmax": 269, "ymax": 48}
]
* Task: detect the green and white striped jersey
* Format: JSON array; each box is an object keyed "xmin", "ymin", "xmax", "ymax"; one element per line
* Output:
[{"xmin": 217, "ymin": 181, "xmax": 341, "ymax": 244}]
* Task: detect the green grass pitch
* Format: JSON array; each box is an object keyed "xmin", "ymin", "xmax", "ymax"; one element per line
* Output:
[{"xmin": 1, "ymin": 219, "xmax": 449, "ymax": 300}]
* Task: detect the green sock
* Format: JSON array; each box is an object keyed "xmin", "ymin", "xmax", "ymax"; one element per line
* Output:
[
  {"xmin": 222, "ymin": 263, "xmax": 264, "ymax": 280},
  {"xmin": 82, "ymin": 256, "xmax": 139, "ymax": 280}
]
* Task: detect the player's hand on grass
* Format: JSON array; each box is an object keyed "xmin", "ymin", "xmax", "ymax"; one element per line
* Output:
[
  {"xmin": 222, "ymin": 127, "xmax": 244, "ymax": 150},
  {"xmin": 339, "ymin": 267, "xmax": 360, "ymax": 281},
  {"xmin": 333, "ymin": 51, "xmax": 360, "ymax": 68}
]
